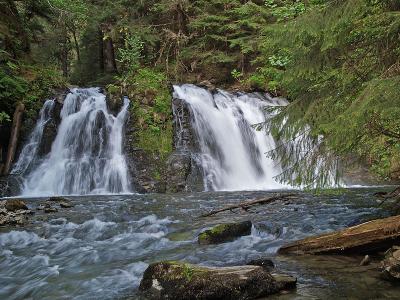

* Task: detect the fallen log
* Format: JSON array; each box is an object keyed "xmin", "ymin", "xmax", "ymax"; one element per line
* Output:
[
  {"xmin": 279, "ymin": 215, "xmax": 400, "ymax": 255},
  {"xmin": 200, "ymin": 193, "xmax": 297, "ymax": 217}
]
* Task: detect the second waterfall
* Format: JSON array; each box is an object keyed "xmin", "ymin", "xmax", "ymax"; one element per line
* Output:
[{"xmin": 173, "ymin": 84, "xmax": 288, "ymax": 191}]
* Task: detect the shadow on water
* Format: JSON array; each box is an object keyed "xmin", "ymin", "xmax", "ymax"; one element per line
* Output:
[{"xmin": 1, "ymin": 187, "xmax": 400, "ymax": 299}]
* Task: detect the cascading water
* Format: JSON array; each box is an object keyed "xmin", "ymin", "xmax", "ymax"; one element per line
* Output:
[
  {"xmin": 173, "ymin": 84, "xmax": 288, "ymax": 191},
  {"xmin": 12, "ymin": 99, "xmax": 55, "ymax": 175},
  {"xmin": 13, "ymin": 88, "xmax": 131, "ymax": 196}
]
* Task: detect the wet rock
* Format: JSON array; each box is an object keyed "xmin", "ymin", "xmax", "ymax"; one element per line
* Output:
[
  {"xmin": 44, "ymin": 206, "xmax": 58, "ymax": 213},
  {"xmin": 43, "ymin": 203, "xmax": 58, "ymax": 213},
  {"xmin": 381, "ymin": 246, "xmax": 400, "ymax": 281},
  {"xmin": 360, "ymin": 255, "xmax": 372, "ymax": 266},
  {"xmin": 247, "ymin": 258, "xmax": 275, "ymax": 271},
  {"xmin": 0, "ymin": 208, "xmax": 32, "ymax": 226},
  {"xmin": 139, "ymin": 261, "xmax": 296, "ymax": 300},
  {"xmin": 198, "ymin": 221, "xmax": 252, "ymax": 245},
  {"xmin": 59, "ymin": 201, "xmax": 74, "ymax": 208},
  {"xmin": 3, "ymin": 199, "xmax": 28, "ymax": 212},
  {"xmin": 48, "ymin": 196, "xmax": 68, "ymax": 202},
  {"xmin": 0, "ymin": 175, "xmax": 22, "ymax": 197},
  {"xmin": 165, "ymin": 152, "xmax": 191, "ymax": 193}
]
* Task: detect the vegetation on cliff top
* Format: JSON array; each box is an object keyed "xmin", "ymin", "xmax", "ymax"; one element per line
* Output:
[{"xmin": 1, "ymin": 0, "xmax": 399, "ymax": 185}]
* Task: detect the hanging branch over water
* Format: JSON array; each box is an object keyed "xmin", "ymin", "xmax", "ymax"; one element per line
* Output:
[{"xmin": 200, "ymin": 193, "xmax": 297, "ymax": 217}]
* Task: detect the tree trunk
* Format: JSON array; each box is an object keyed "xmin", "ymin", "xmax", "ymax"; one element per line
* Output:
[
  {"xmin": 3, "ymin": 103, "xmax": 24, "ymax": 175},
  {"xmin": 279, "ymin": 215, "xmax": 400, "ymax": 255},
  {"xmin": 72, "ymin": 28, "xmax": 81, "ymax": 62},
  {"xmin": 103, "ymin": 36, "xmax": 117, "ymax": 73}
]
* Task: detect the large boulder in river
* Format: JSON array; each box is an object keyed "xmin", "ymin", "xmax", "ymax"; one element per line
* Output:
[
  {"xmin": 198, "ymin": 221, "xmax": 252, "ymax": 245},
  {"xmin": 139, "ymin": 261, "xmax": 296, "ymax": 300},
  {"xmin": 279, "ymin": 215, "xmax": 400, "ymax": 255},
  {"xmin": 381, "ymin": 246, "xmax": 400, "ymax": 281}
]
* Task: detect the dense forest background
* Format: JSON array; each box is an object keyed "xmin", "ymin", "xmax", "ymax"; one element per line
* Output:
[{"xmin": 1, "ymin": 0, "xmax": 399, "ymax": 184}]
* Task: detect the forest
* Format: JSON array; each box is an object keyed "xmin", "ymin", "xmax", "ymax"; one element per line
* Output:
[
  {"xmin": 2, "ymin": 1, "xmax": 400, "ymax": 300},
  {"xmin": 1, "ymin": 0, "xmax": 399, "ymax": 184}
]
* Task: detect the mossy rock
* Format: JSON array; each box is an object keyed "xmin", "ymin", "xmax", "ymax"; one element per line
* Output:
[
  {"xmin": 198, "ymin": 221, "xmax": 252, "ymax": 245},
  {"xmin": 139, "ymin": 261, "xmax": 296, "ymax": 300}
]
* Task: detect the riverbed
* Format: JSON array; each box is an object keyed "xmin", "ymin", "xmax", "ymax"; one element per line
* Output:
[{"xmin": 1, "ymin": 188, "xmax": 399, "ymax": 299}]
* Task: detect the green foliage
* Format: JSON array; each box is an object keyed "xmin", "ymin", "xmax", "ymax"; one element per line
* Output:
[
  {"xmin": 117, "ymin": 35, "xmax": 144, "ymax": 74},
  {"xmin": 118, "ymin": 67, "xmax": 172, "ymax": 157},
  {"xmin": 259, "ymin": 0, "xmax": 400, "ymax": 184}
]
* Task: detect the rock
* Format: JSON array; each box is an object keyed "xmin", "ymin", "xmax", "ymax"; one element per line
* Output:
[
  {"xmin": 44, "ymin": 206, "xmax": 58, "ymax": 213},
  {"xmin": 0, "ymin": 175, "xmax": 22, "ymax": 197},
  {"xmin": 381, "ymin": 246, "xmax": 400, "ymax": 281},
  {"xmin": 139, "ymin": 261, "xmax": 296, "ymax": 300},
  {"xmin": 0, "ymin": 208, "xmax": 32, "ymax": 226},
  {"xmin": 247, "ymin": 258, "xmax": 275, "ymax": 271},
  {"xmin": 48, "ymin": 196, "xmax": 68, "ymax": 202},
  {"xmin": 360, "ymin": 255, "xmax": 372, "ymax": 266},
  {"xmin": 165, "ymin": 152, "xmax": 191, "ymax": 193},
  {"xmin": 4, "ymin": 199, "xmax": 28, "ymax": 212},
  {"xmin": 59, "ymin": 201, "xmax": 74, "ymax": 208},
  {"xmin": 279, "ymin": 215, "xmax": 400, "ymax": 255},
  {"xmin": 198, "ymin": 221, "xmax": 252, "ymax": 245}
]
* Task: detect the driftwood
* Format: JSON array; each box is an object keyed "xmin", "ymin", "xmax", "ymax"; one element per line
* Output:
[
  {"xmin": 3, "ymin": 103, "xmax": 24, "ymax": 175},
  {"xmin": 200, "ymin": 193, "xmax": 297, "ymax": 217},
  {"xmin": 279, "ymin": 215, "xmax": 400, "ymax": 255}
]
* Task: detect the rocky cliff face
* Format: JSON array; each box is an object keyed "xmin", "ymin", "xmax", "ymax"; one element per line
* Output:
[{"xmin": 164, "ymin": 98, "xmax": 203, "ymax": 193}]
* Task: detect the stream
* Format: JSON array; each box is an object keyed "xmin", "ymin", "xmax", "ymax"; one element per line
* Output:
[{"xmin": 1, "ymin": 188, "xmax": 400, "ymax": 299}]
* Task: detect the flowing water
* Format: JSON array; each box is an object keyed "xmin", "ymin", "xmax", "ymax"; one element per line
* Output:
[
  {"xmin": 173, "ymin": 84, "xmax": 288, "ymax": 191},
  {"xmin": 1, "ymin": 188, "xmax": 399, "ymax": 299},
  {"xmin": 13, "ymin": 88, "xmax": 131, "ymax": 196}
]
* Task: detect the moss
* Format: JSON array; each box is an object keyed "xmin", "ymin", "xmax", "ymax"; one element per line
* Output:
[{"xmin": 198, "ymin": 221, "xmax": 252, "ymax": 245}]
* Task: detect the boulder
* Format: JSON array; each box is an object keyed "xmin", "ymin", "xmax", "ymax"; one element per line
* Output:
[
  {"xmin": 381, "ymin": 246, "xmax": 400, "ymax": 281},
  {"xmin": 2, "ymin": 199, "xmax": 28, "ymax": 212},
  {"xmin": 139, "ymin": 261, "xmax": 296, "ymax": 300},
  {"xmin": 198, "ymin": 221, "xmax": 252, "ymax": 245},
  {"xmin": 279, "ymin": 215, "xmax": 400, "ymax": 255},
  {"xmin": 0, "ymin": 206, "xmax": 32, "ymax": 226},
  {"xmin": 60, "ymin": 201, "xmax": 74, "ymax": 208}
]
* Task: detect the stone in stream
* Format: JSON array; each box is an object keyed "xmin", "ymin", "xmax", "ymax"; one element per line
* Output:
[
  {"xmin": 247, "ymin": 258, "xmax": 275, "ymax": 271},
  {"xmin": 279, "ymin": 215, "xmax": 400, "ymax": 255},
  {"xmin": 198, "ymin": 221, "xmax": 252, "ymax": 245},
  {"xmin": 59, "ymin": 201, "xmax": 74, "ymax": 208},
  {"xmin": 1, "ymin": 199, "xmax": 28, "ymax": 212},
  {"xmin": 381, "ymin": 246, "xmax": 400, "ymax": 281},
  {"xmin": 139, "ymin": 261, "xmax": 296, "ymax": 300},
  {"xmin": 0, "ymin": 202, "xmax": 32, "ymax": 226}
]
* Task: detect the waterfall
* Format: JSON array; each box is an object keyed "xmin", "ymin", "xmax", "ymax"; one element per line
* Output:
[
  {"xmin": 12, "ymin": 99, "xmax": 55, "ymax": 175},
  {"xmin": 14, "ymin": 88, "xmax": 131, "ymax": 196},
  {"xmin": 173, "ymin": 84, "xmax": 288, "ymax": 191}
]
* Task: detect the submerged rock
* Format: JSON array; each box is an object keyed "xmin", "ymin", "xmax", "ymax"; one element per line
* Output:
[
  {"xmin": 59, "ymin": 201, "xmax": 74, "ymax": 208},
  {"xmin": 139, "ymin": 261, "xmax": 296, "ymax": 300},
  {"xmin": 247, "ymin": 258, "xmax": 275, "ymax": 271},
  {"xmin": 48, "ymin": 196, "xmax": 68, "ymax": 202},
  {"xmin": 198, "ymin": 221, "xmax": 252, "ymax": 245},
  {"xmin": 381, "ymin": 246, "xmax": 400, "ymax": 281}
]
